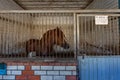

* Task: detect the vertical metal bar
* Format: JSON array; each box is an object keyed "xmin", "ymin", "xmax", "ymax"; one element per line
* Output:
[
  {"xmin": 11, "ymin": 13, "xmax": 14, "ymax": 58},
  {"xmin": 112, "ymin": 17, "xmax": 115, "ymax": 55},
  {"xmin": 76, "ymin": 15, "xmax": 80, "ymax": 57},
  {"xmin": 29, "ymin": 13, "xmax": 31, "ymax": 58},
  {"xmin": 41, "ymin": 13, "xmax": 43, "ymax": 58},
  {"xmin": 95, "ymin": 17, "xmax": 97, "ymax": 56},
  {"xmin": 32, "ymin": 13, "xmax": 34, "ymax": 58},
  {"xmin": 3, "ymin": 14, "xmax": 6, "ymax": 57},
  {"xmin": 22, "ymin": 13, "xmax": 24, "ymax": 58},
  {"xmin": 80, "ymin": 16, "xmax": 83, "ymax": 56},
  {"xmin": 117, "ymin": 17, "xmax": 119, "ymax": 55},
  {"xmin": 21, "ymin": 13, "xmax": 24, "ymax": 58},
  {"xmin": 69, "ymin": 13, "xmax": 72, "ymax": 58},
  {"xmin": 48, "ymin": 13, "xmax": 50, "ymax": 58},
  {"xmin": 2, "ymin": 14, "xmax": 5, "ymax": 58},
  {"xmin": 45, "ymin": 13, "xmax": 47, "ymax": 58},
  {"xmin": 0, "ymin": 13, "xmax": 2, "ymax": 55},
  {"xmin": 8, "ymin": 13, "xmax": 11, "ymax": 58},
  {"xmin": 6, "ymin": 14, "xmax": 9, "ymax": 58},
  {"xmin": 84, "ymin": 16, "xmax": 86, "ymax": 56},
  {"xmin": 65, "ymin": 13, "xmax": 67, "ymax": 58},
  {"xmin": 13, "ymin": 13, "xmax": 16, "ymax": 58},
  {"xmin": 91, "ymin": 16, "xmax": 93, "ymax": 56},
  {"xmin": 97, "ymin": 17, "xmax": 101, "ymax": 56},
  {"xmin": 26, "ymin": 13, "xmax": 28, "ymax": 58},
  {"xmin": 16, "ymin": 13, "xmax": 18, "ymax": 58},
  {"xmin": 60, "ymin": 13, "xmax": 63, "ymax": 58},
  {"xmin": 0, "ymin": 14, "xmax": 3, "ymax": 56},
  {"xmin": 106, "ymin": 17, "xmax": 109, "ymax": 56},
  {"xmin": 24, "ymin": 13, "xmax": 27, "ymax": 58},
  {"xmin": 38, "ymin": 13, "xmax": 40, "ymax": 57},
  {"xmin": 68, "ymin": 13, "xmax": 70, "ymax": 58},
  {"xmin": 7, "ymin": 13, "xmax": 10, "ymax": 58},
  {"xmin": 56, "ymin": 13, "xmax": 58, "ymax": 58},
  {"xmin": 55, "ymin": 13, "xmax": 58, "ymax": 58},
  {"xmin": 109, "ymin": 16, "xmax": 112, "ymax": 56}
]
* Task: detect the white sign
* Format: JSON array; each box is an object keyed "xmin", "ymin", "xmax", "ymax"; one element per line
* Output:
[{"xmin": 95, "ymin": 16, "xmax": 108, "ymax": 25}]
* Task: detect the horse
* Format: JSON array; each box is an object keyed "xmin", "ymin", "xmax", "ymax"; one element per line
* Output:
[{"xmin": 26, "ymin": 27, "xmax": 70, "ymax": 56}]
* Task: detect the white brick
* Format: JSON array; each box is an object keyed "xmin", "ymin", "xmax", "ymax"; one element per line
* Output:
[
  {"xmin": 7, "ymin": 66, "xmax": 17, "ymax": 70},
  {"xmin": 47, "ymin": 71, "xmax": 59, "ymax": 75},
  {"xmin": 32, "ymin": 66, "xmax": 40, "ymax": 70},
  {"xmin": 73, "ymin": 71, "xmax": 77, "ymax": 75},
  {"xmin": 35, "ymin": 71, "xmax": 46, "ymax": 75},
  {"xmin": 41, "ymin": 66, "xmax": 53, "ymax": 70},
  {"xmin": 54, "ymin": 66, "xmax": 65, "ymax": 70},
  {"xmin": 3, "ymin": 75, "xmax": 15, "ymax": 79},
  {"xmin": 7, "ymin": 71, "xmax": 11, "ymax": 75},
  {"xmin": 60, "ymin": 71, "xmax": 72, "ymax": 75},
  {"xmin": 11, "ymin": 71, "xmax": 22, "ymax": 75},
  {"xmin": 0, "ymin": 75, "xmax": 2, "ymax": 79},
  {"xmin": 54, "ymin": 76, "xmax": 65, "ymax": 80},
  {"xmin": 66, "ymin": 66, "xmax": 76, "ymax": 70},
  {"xmin": 41, "ymin": 76, "xmax": 53, "ymax": 80},
  {"xmin": 18, "ymin": 66, "xmax": 25, "ymax": 70}
]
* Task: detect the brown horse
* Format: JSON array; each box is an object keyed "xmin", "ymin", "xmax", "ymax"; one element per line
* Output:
[{"xmin": 26, "ymin": 27, "xmax": 70, "ymax": 56}]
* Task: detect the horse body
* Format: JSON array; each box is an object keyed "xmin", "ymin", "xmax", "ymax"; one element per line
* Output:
[{"xmin": 26, "ymin": 27, "xmax": 70, "ymax": 56}]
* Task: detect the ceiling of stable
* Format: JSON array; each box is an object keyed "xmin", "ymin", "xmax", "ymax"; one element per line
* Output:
[{"xmin": 13, "ymin": 0, "xmax": 93, "ymax": 10}]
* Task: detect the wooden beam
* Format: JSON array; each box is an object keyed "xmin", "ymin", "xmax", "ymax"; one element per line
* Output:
[
  {"xmin": 24, "ymin": 4, "xmax": 86, "ymax": 7},
  {"xmin": 25, "ymin": 7, "xmax": 85, "ymax": 10},
  {"xmin": 19, "ymin": 2, "xmax": 88, "ymax": 5}
]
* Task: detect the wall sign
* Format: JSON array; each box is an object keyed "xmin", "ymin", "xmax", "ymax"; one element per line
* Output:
[{"xmin": 95, "ymin": 16, "xmax": 108, "ymax": 25}]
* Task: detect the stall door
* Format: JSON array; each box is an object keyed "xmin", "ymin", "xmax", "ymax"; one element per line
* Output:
[{"xmin": 77, "ymin": 14, "xmax": 120, "ymax": 80}]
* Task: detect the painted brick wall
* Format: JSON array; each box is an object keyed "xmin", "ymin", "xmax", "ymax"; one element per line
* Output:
[{"xmin": 0, "ymin": 61, "xmax": 77, "ymax": 80}]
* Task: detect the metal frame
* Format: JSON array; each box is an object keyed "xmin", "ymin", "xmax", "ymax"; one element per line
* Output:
[
  {"xmin": 76, "ymin": 13, "xmax": 120, "ymax": 56},
  {"xmin": 0, "ymin": 9, "xmax": 120, "ymax": 13},
  {"xmin": 0, "ymin": 10, "xmax": 120, "ymax": 61}
]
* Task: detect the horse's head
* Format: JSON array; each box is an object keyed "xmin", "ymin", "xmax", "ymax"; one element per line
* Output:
[{"xmin": 53, "ymin": 27, "xmax": 70, "ymax": 49}]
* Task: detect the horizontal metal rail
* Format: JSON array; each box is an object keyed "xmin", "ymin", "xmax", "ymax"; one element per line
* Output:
[{"xmin": 0, "ymin": 9, "xmax": 120, "ymax": 13}]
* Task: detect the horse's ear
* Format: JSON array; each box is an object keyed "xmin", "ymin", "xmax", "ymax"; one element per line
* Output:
[
  {"xmin": 56, "ymin": 27, "xmax": 59, "ymax": 29},
  {"xmin": 56, "ymin": 27, "xmax": 62, "ymax": 31}
]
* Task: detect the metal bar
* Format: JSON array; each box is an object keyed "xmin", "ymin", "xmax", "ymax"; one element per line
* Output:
[
  {"xmin": 77, "ymin": 15, "xmax": 80, "ymax": 56},
  {"xmin": 77, "ymin": 14, "xmax": 120, "ymax": 17},
  {"xmin": 74, "ymin": 13, "xmax": 77, "ymax": 58},
  {"xmin": 0, "ymin": 10, "xmax": 119, "ymax": 60},
  {"xmin": 0, "ymin": 9, "xmax": 120, "ymax": 13}
]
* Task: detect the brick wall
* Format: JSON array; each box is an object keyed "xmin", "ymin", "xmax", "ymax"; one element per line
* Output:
[{"xmin": 0, "ymin": 61, "xmax": 77, "ymax": 80}]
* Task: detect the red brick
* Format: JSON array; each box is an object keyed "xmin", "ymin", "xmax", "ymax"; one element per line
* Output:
[
  {"xmin": 25, "ymin": 65, "xmax": 31, "ymax": 70},
  {"xmin": 28, "ymin": 75, "xmax": 40, "ymax": 80},
  {"xmin": 41, "ymin": 62, "xmax": 49, "ymax": 66},
  {"xmin": 22, "ymin": 71, "xmax": 34, "ymax": 75},
  {"xmin": 66, "ymin": 76, "xmax": 77, "ymax": 80},
  {"xmin": 54, "ymin": 63, "xmax": 61, "ymax": 66},
  {"xmin": 48, "ymin": 62, "xmax": 55, "ymax": 66},
  {"xmin": 16, "ymin": 75, "xmax": 27, "ymax": 80}
]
